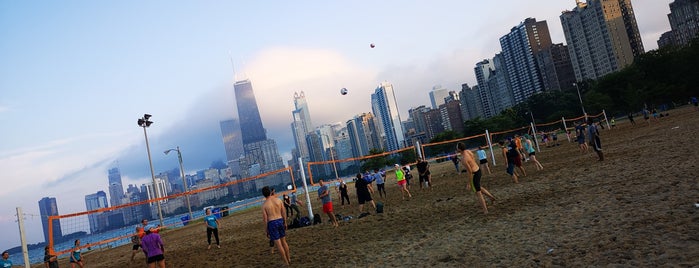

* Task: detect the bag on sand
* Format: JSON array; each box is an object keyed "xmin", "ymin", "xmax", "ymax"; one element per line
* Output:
[
  {"xmin": 376, "ymin": 202, "xmax": 384, "ymax": 213},
  {"xmin": 299, "ymin": 216, "xmax": 311, "ymax": 227},
  {"xmin": 313, "ymin": 213, "xmax": 322, "ymax": 225},
  {"xmin": 288, "ymin": 218, "xmax": 300, "ymax": 229}
]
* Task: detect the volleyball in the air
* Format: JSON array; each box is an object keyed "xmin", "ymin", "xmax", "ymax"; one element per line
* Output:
[
  {"xmin": 340, "ymin": 88, "xmax": 348, "ymax": 95},
  {"xmin": 370, "ymin": 43, "xmax": 375, "ymax": 48}
]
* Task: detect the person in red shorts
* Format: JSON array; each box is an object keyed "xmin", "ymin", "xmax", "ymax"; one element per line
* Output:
[{"xmin": 317, "ymin": 179, "xmax": 339, "ymax": 227}]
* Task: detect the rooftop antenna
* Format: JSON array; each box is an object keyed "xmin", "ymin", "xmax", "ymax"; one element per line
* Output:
[{"xmin": 228, "ymin": 51, "xmax": 237, "ymax": 83}]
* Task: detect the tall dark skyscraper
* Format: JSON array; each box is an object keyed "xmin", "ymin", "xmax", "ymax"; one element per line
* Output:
[
  {"xmin": 38, "ymin": 197, "xmax": 62, "ymax": 243},
  {"xmin": 234, "ymin": 79, "xmax": 267, "ymax": 144},
  {"xmin": 232, "ymin": 78, "xmax": 285, "ymax": 189}
]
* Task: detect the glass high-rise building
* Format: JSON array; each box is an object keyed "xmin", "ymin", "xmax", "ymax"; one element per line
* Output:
[
  {"xmin": 108, "ymin": 167, "xmax": 124, "ymax": 207},
  {"xmin": 85, "ymin": 191, "xmax": 108, "ymax": 234},
  {"xmin": 232, "ymin": 78, "xmax": 285, "ymax": 187},
  {"xmin": 38, "ymin": 197, "xmax": 62, "ymax": 243},
  {"xmin": 560, "ymin": 0, "xmax": 644, "ymax": 81},
  {"xmin": 234, "ymin": 79, "xmax": 267, "ymax": 144},
  {"xmin": 499, "ymin": 17, "xmax": 550, "ymax": 104},
  {"xmin": 371, "ymin": 82, "xmax": 405, "ymax": 152},
  {"xmin": 290, "ymin": 91, "xmax": 314, "ymax": 161},
  {"xmin": 220, "ymin": 119, "xmax": 244, "ymax": 176}
]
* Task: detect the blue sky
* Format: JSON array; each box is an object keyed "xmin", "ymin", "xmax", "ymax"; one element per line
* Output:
[{"xmin": 0, "ymin": 1, "xmax": 672, "ymax": 250}]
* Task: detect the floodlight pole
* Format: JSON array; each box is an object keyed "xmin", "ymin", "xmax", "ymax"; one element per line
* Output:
[
  {"xmin": 165, "ymin": 146, "xmax": 193, "ymax": 222},
  {"xmin": 139, "ymin": 114, "xmax": 164, "ymax": 227}
]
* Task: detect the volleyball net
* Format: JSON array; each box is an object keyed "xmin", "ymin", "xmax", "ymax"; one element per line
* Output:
[
  {"xmin": 46, "ymin": 166, "xmax": 294, "ymax": 257},
  {"xmin": 44, "ymin": 110, "xmax": 609, "ymax": 258},
  {"xmin": 305, "ymin": 146, "xmax": 417, "ymax": 185}
]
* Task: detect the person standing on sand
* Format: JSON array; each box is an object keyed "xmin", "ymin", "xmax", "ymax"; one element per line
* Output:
[
  {"xmin": 627, "ymin": 112, "xmax": 636, "ymax": 125},
  {"xmin": 499, "ymin": 140, "xmax": 519, "ymax": 183},
  {"xmin": 44, "ymin": 246, "xmax": 58, "ymax": 268},
  {"xmin": 450, "ymin": 154, "xmax": 460, "ymax": 173},
  {"xmin": 416, "ymin": 157, "xmax": 432, "ymax": 189},
  {"xmin": 288, "ymin": 191, "xmax": 302, "ymax": 219},
  {"xmin": 523, "ymin": 136, "xmax": 543, "ymax": 171},
  {"xmin": 317, "ymin": 180, "xmax": 339, "ymax": 227},
  {"xmin": 70, "ymin": 239, "xmax": 84, "ymax": 268},
  {"xmin": 394, "ymin": 164, "xmax": 412, "ymax": 200},
  {"xmin": 141, "ymin": 228, "xmax": 166, "ymax": 268},
  {"xmin": 262, "ymin": 186, "xmax": 291, "ymax": 266},
  {"xmin": 338, "ymin": 180, "xmax": 350, "ymax": 205},
  {"xmin": 476, "ymin": 146, "xmax": 491, "ymax": 174},
  {"xmin": 355, "ymin": 173, "xmax": 376, "ymax": 214},
  {"xmin": 575, "ymin": 121, "xmax": 588, "ymax": 153},
  {"xmin": 374, "ymin": 168, "xmax": 387, "ymax": 198},
  {"xmin": 457, "ymin": 142, "xmax": 496, "ymax": 214},
  {"xmin": 131, "ymin": 226, "xmax": 144, "ymax": 262},
  {"xmin": 204, "ymin": 208, "xmax": 221, "ymax": 249},
  {"xmin": 588, "ymin": 118, "xmax": 604, "ymax": 161}
]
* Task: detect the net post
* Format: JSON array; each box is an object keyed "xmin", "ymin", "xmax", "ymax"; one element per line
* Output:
[
  {"xmin": 530, "ymin": 122, "xmax": 541, "ymax": 152},
  {"xmin": 485, "ymin": 129, "xmax": 496, "ymax": 166},
  {"xmin": 562, "ymin": 117, "xmax": 570, "ymax": 142},
  {"xmin": 603, "ymin": 109, "xmax": 611, "ymax": 129},
  {"xmin": 415, "ymin": 141, "xmax": 423, "ymax": 160},
  {"xmin": 298, "ymin": 157, "xmax": 314, "ymax": 222},
  {"xmin": 16, "ymin": 207, "xmax": 30, "ymax": 268}
]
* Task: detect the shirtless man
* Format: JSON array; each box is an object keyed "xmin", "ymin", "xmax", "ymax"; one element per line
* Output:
[
  {"xmin": 261, "ymin": 186, "xmax": 290, "ymax": 266},
  {"xmin": 457, "ymin": 142, "xmax": 496, "ymax": 214}
]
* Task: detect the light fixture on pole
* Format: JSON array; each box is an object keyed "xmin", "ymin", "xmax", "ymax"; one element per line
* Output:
[
  {"xmin": 138, "ymin": 114, "xmax": 164, "ymax": 228},
  {"xmin": 164, "ymin": 146, "xmax": 193, "ymax": 222},
  {"xmin": 573, "ymin": 82, "xmax": 587, "ymax": 120}
]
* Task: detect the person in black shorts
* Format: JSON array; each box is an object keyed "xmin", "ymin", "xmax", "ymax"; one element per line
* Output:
[
  {"xmin": 416, "ymin": 157, "xmax": 431, "ymax": 189},
  {"xmin": 457, "ymin": 142, "xmax": 495, "ymax": 214},
  {"xmin": 354, "ymin": 173, "xmax": 376, "ymax": 213}
]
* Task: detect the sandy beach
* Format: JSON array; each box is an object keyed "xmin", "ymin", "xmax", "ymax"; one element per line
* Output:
[{"xmin": 37, "ymin": 106, "xmax": 699, "ymax": 267}]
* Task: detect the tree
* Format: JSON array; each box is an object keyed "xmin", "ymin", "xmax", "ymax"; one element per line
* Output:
[{"xmin": 360, "ymin": 148, "xmax": 392, "ymax": 172}]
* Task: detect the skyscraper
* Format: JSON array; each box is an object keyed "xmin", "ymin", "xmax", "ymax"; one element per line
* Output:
[
  {"xmin": 234, "ymin": 79, "xmax": 267, "ymax": 144},
  {"xmin": 220, "ymin": 119, "xmax": 244, "ymax": 176},
  {"xmin": 560, "ymin": 0, "xmax": 644, "ymax": 81},
  {"xmin": 38, "ymin": 197, "xmax": 62, "ymax": 243},
  {"xmin": 499, "ymin": 17, "xmax": 551, "ymax": 104},
  {"xmin": 371, "ymin": 82, "xmax": 405, "ymax": 152},
  {"xmin": 474, "ymin": 59, "xmax": 496, "ymax": 118},
  {"xmin": 108, "ymin": 167, "xmax": 124, "ymax": 207},
  {"xmin": 85, "ymin": 191, "xmax": 108, "ymax": 234},
  {"xmin": 346, "ymin": 113, "xmax": 380, "ymax": 158},
  {"xmin": 488, "ymin": 53, "xmax": 516, "ymax": 115},
  {"xmin": 429, "ymin": 86, "xmax": 450, "ymax": 109},
  {"xmin": 233, "ymin": 78, "xmax": 285, "ymax": 187},
  {"xmin": 290, "ymin": 91, "xmax": 314, "ymax": 161},
  {"xmin": 661, "ymin": 0, "xmax": 699, "ymax": 48}
]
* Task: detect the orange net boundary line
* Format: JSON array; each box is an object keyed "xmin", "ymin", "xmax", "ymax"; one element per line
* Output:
[
  {"xmin": 535, "ymin": 119, "xmax": 563, "ymax": 128},
  {"xmin": 420, "ymin": 134, "xmax": 486, "ymax": 162},
  {"xmin": 306, "ymin": 146, "xmax": 416, "ymax": 185},
  {"xmin": 489, "ymin": 126, "xmax": 530, "ymax": 137},
  {"xmin": 48, "ymin": 167, "xmax": 295, "ymax": 255}
]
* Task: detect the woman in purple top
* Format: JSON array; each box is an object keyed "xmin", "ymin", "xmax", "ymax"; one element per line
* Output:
[{"xmin": 141, "ymin": 229, "xmax": 166, "ymax": 268}]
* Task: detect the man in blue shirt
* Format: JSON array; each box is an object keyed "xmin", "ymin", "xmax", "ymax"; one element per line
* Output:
[
  {"xmin": 317, "ymin": 179, "xmax": 339, "ymax": 227},
  {"xmin": 374, "ymin": 169, "xmax": 386, "ymax": 198},
  {"xmin": 1, "ymin": 251, "xmax": 12, "ymax": 268},
  {"xmin": 588, "ymin": 118, "xmax": 604, "ymax": 161}
]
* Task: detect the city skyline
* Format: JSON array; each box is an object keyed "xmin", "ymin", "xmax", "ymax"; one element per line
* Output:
[{"xmin": 0, "ymin": 1, "xmax": 674, "ymax": 250}]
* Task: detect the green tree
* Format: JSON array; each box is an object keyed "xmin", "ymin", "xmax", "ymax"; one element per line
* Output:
[{"xmin": 360, "ymin": 148, "xmax": 391, "ymax": 172}]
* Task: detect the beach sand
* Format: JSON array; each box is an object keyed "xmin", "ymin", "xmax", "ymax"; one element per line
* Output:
[{"xmin": 38, "ymin": 106, "xmax": 699, "ymax": 267}]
